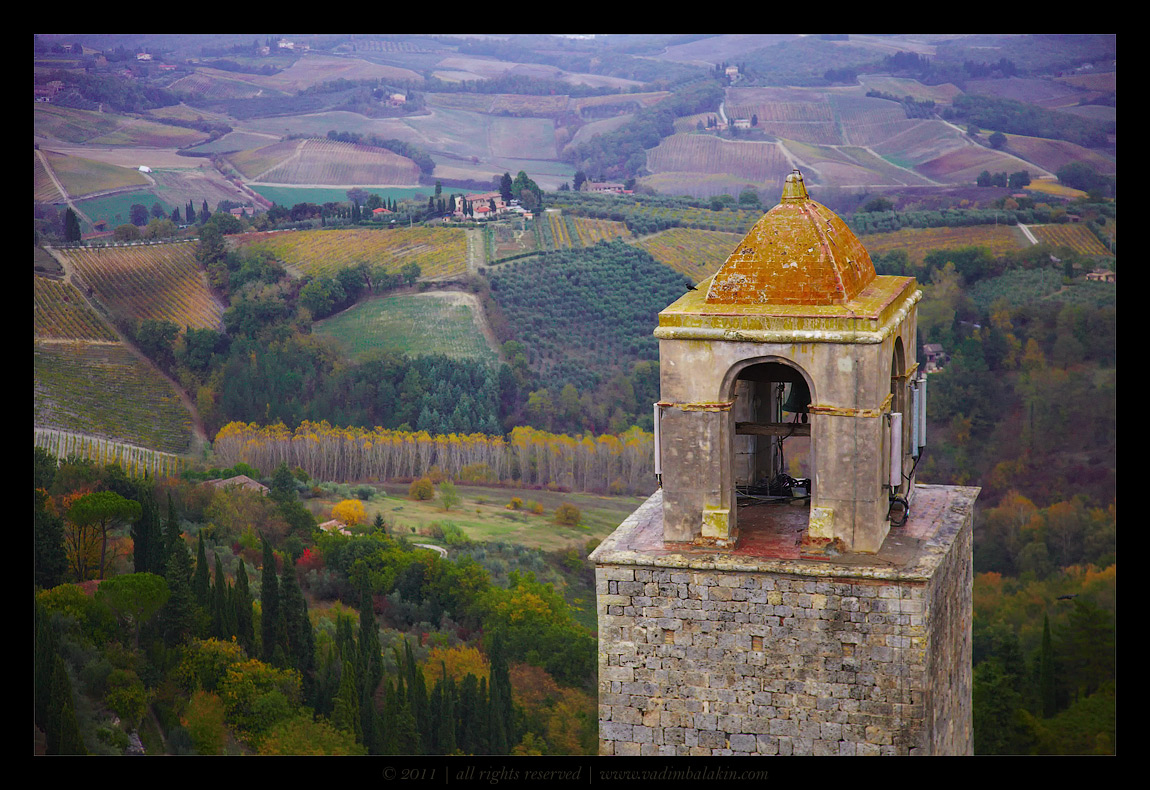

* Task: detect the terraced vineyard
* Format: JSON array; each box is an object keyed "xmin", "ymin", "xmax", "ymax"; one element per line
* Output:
[
  {"xmin": 547, "ymin": 211, "xmax": 575, "ymax": 249},
  {"xmin": 535, "ymin": 214, "xmax": 630, "ymax": 252},
  {"xmin": 234, "ymin": 227, "xmax": 468, "ymax": 279},
  {"xmin": 226, "ymin": 140, "xmax": 300, "ymax": 180},
  {"xmin": 247, "ymin": 138, "xmax": 421, "ymax": 185},
  {"xmin": 35, "ymin": 104, "xmax": 132, "ymax": 144},
  {"xmin": 832, "ymin": 95, "xmax": 920, "ymax": 147},
  {"xmin": 34, "ymin": 276, "xmax": 119, "ymax": 341},
  {"xmin": 632, "ymin": 227, "xmax": 743, "ymax": 284},
  {"xmin": 860, "ymin": 225, "xmax": 1030, "ymax": 266},
  {"xmin": 56, "ymin": 242, "xmax": 225, "ymax": 331},
  {"xmin": 1031, "ymin": 223, "xmax": 1111, "ymax": 256},
  {"xmin": 34, "ymin": 342, "xmax": 194, "ymax": 455},
  {"xmin": 571, "ymin": 218, "xmax": 630, "ymax": 246},
  {"xmin": 33, "ymin": 154, "xmax": 65, "ymax": 202},
  {"xmin": 35, "ymin": 428, "xmax": 187, "ymax": 478},
  {"xmin": 168, "ymin": 69, "xmax": 271, "ymax": 100},
  {"xmin": 644, "ymin": 134, "xmax": 792, "ymax": 186},
  {"xmin": 313, "ymin": 292, "xmax": 500, "ymax": 364},
  {"xmin": 722, "ymin": 99, "xmax": 841, "ymax": 144}
]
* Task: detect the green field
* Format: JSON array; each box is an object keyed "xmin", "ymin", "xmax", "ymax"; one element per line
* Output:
[
  {"xmin": 43, "ymin": 151, "xmax": 150, "ymax": 198},
  {"xmin": 34, "ymin": 341, "xmax": 194, "ymax": 455},
  {"xmin": 314, "ymin": 482, "xmax": 648, "ymax": 552},
  {"xmin": 251, "ymin": 185, "xmax": 430, "ymax": 206},
  {"xmin": 313, "ymin": 292, "xmax": 499, "ymax": 364},
  {"xmin": 75, "ymin": 191, "xmax": 173, "ymax": 229}
]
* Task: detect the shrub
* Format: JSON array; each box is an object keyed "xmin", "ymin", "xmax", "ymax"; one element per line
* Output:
[
  {"xmin": 182, "ymin": 690, "xmax": 226, "ymax": 755},
  {"xmin": 331, "ymin": 499, "xmax": 366, "ymax": 526},
  {"xmin": 460, "ymin": 463, "xmax": 496, "ymax": 483},
  {"xmin": 409, "ymin": 477, "xmax": 435, "ymax": 501},
  {"xmin": 527, "ymin": 500, "xmax": 544, "ymax": 515},
  {"xmin": 554, "ymin": 503, "xmax": 583, "ymax": 527},
  {"xmin": 296, "ymin": 547, "xmax": 324, "ymax": 574},
  {"xmin": 507, "ymin": 497, "xmax": 523, "ymax": 510},
  {"xmin": 105, "ymin": 668, "xmax": 148, "ymax": 729},
  {"xmin": 442, "ymin": 522, "xmax": 471, "ymax": 547}
]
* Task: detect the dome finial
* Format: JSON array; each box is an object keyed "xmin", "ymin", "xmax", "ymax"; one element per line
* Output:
[{"xmin": 781, "ymin": 169, "xmax": 808, "ymax": 202}]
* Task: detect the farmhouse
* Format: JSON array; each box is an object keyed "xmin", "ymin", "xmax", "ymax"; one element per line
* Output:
[
  {"xmin": 1086, "ymin": 270, "xmax": 1116, "ymax": 283},
  {"xmin": 34, "ymin": 81, "xmax": 65, "ymax": 101},
  {"xmin": 923, "ymin": 343, "xmax": 948, "ymax": 372},
  {"xmin": 455, "ymin": 191, "xmax": 507, "ymax": 218},
  {"xmin": 584, "ymin": 181, "xmax": 626, "ymax": 194},
  {"xmin": 200, "ymin": 475, "xmax": 269, "ymax": 495}
]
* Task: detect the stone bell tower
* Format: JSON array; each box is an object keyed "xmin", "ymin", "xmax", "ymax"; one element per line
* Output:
[{"xmin": 591, "ymin": 173, "xmax": 977, "ymax": 756}]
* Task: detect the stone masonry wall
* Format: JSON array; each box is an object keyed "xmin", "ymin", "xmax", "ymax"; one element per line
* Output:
[
  {"xmin": 598, "ymin": 568, "xmax": 936, "ymax": 755},
  {"xmin": 924, "ymin": 509, "xmax": 974, "ymax": 754}
]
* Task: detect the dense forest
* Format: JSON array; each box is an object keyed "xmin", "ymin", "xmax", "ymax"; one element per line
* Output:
[
  {"xmin": 34, "ymin": 450, "xmax": 599, "ymax": 755},
  {"xmin": 902, "ymin": 235, "xmax": 1116, "ymax": 754}
]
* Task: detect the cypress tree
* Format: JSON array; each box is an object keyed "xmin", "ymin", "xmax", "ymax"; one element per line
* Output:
[
  {"xmin": 162, "ymin": 493, "xmax": 180, "ymax": 562},
  {"xmin": 260, "ymin": 537, "xmax": 281, "ymax": 664},
  {"xmin": 211, "ymin": 552, "xmax": 230, "ymax": 639},
  {"xmin": 435, "ymin": 666, "xmax": 456, "ymax": 754},
  {"xmin": 456, "ymin": 672, "xmax": 485, "ymax": 755},
  {"xmin": 388, "ymin": 677, "xmax": 419, "ymax": 755},
  {"xmin": 280, "ymin": 559, "xmax": 315, "ymax": 700},
  {"xmin": 47, "ymin": 656, "xmax": 85, "ymax": 755},
  {"xmin": 201, "ymin": 200, "xmax": 210, "ymax": 223},
  {"xmin": 35, "ymin": 601, "xmax": 57, "ymax": 731},
  {"xmin": 34, "ymin": 489, "xmax": 67, "ymax": 590},
  {"xmin": 357, "ymin": 590, "xmax": 384, "ymax": 744},
  {"xmin": 233, "ymin": 559, "xmax": 254, "ymax": 654},
  {"xmin": 193, "ymin": 532, "xmax": 211, "ymax": 608},
  {"xmin": 64, "ymin": 208, "xmax": 82, "ymax": 243},
  {"xmin": 131, "ymin": 479, "xmax": 163, "ymax": 576},
  {"xmin": 333, "ymin": 660, "xmax": 362, "ymax": 742},
  {"xmin": 403, "ymin": 638, "xmax": 428, "ymax": 753},
  {"xmin": 1040, "ymin": 614, "xmax": 1056, "ymax": 718},
  {"xmin": 357, "ymin": 590, "xmax": 383, "ymax": 699},
  {"xmin": 487, "ymin": 634, "xmax": 512, "ymax": 754},
  {"xmin": 336, "ymin": 611, "xmax": 357, "ymax": 664},
  {"xmin": 160, "ymin": 530, "xmax": 197, "ymax": 646}
]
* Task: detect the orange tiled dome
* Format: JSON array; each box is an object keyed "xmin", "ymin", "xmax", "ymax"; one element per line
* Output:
[{"xmin": 705, "ymin": 171, "xmax": 876, "ymax": 306}]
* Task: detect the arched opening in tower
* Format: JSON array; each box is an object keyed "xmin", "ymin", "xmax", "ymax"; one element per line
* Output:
[{"xmin": 730, "ymin": 359, "xmax": 812, "ymax": 552}]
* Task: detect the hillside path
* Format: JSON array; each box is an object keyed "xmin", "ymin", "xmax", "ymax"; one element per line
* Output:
[{"xmin": 466, "ymin": 228, "xmax": 484, "ymax": 273}]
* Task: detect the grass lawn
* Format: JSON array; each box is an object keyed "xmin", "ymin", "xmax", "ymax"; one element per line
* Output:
[
  {"xmin": 306, "ymin": 481, "xmax": 650, "ymax": 553},
  {"xmin": 313, "ymin": 292, "xmax": 498, "ymax": 364}
]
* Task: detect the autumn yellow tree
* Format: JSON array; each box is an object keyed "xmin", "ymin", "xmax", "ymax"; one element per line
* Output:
[{"xmin": 331, "ymin": 499, "xmax": 366, "ymax": 527}]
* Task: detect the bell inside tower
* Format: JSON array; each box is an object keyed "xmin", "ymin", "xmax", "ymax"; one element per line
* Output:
[{"xmin": 732, "ymin": 361, "xmax": 813, "ymax": 519}]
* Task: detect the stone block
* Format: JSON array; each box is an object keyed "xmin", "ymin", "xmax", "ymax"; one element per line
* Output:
[
  {"xmin": 698, "ymin": 730, "xmax": 726, "ymax": 749},
  {"xmin": 730, "ymin": 733, "xmax": 757, "ymax": 753},
  {"xmin": 602, "ymin": 721, "xmax": 633, "ymax": 741}
]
